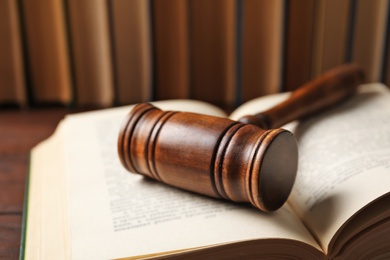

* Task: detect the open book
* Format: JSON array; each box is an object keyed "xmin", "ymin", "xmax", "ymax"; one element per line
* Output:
[{"xmin": 22, "ymin": 83, "xmax": 390, "ymax": 259}]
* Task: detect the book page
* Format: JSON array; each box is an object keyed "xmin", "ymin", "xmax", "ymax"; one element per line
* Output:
[
  {"xmin": 230, "ymin": 83, "xmax": 390, "ymax": 252},
  {"xmin": 25, "ymin": 126, "xmax": 70, "ymax": 259},
  {"xmin": 62, "ymin": 100, "xmax": 319, "ymax": 259},
  {"xmin": 287, "ymin": 84, "xmax": 390, "ymax": 251}
]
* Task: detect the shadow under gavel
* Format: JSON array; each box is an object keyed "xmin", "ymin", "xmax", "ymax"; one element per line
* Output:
[{"xmin": 118, "ymin": 64, "xmax": 364, "ymax": 212}]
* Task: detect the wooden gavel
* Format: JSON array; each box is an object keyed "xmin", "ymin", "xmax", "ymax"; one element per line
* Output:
[{"xmin": 118, "ymin": 64, "xmax": 364, "ymax": 212}]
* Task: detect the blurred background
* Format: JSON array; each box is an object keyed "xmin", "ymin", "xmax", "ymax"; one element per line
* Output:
[{"xmin": 1, "ymin": 0, "xmax": 389, "ymax": 110}]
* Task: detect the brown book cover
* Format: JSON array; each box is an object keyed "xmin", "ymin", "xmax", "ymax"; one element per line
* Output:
[
  {"xmin": 152, "ymin": 0, "xmax": 190, "ymax": 100},
  {"xmin": 351, "ymin": 0, "xmax": 389, "ymax": 82},
  {"xmin": 311, "ymin": 0, "xmax": 352, "ymax": 77},
  {"xmin": 109, "ymin": 0, "xmax": 152, "ymax": 105},
  {"xmin": 384, "ymin": 10, "xmax": 390, "ymax": 87},
  {"xmin": 0, "ymin": 0, "xmax": 26, "ymax": 106},
  {"xmin": 241, "ymin": 0, "xmax": 284, "ymax": 101},
  {"xmin": 189, "ymin": 0, "xmax": 236, "ymax": 107},
  {"xmin": 283, "ymin": 0, "xmax": 316, "ymax": 91},
  {"xmin": 21, "ymin": 0, "xmax": 73, "ymax": 104},
  {"xmin": 67, "ymin": 0, "xmax": 114, "ymax": 107}
]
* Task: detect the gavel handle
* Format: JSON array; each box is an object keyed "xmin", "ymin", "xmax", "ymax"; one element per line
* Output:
[{"xmin": 239, "ymin": 64, "xmax": 365, "ymax": 129}]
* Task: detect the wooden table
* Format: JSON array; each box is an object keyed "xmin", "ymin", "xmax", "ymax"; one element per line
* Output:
[{"xmin": 0, "ymin": 108, "xmax": 68, "ymax": 259}]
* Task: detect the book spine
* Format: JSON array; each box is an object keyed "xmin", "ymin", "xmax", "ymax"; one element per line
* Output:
[
  {"xmin": 283, "ymin": 0, "xmax": 316, "ymax": 91},
  {"xmin": 188, "ymin": 0, "xmax": 237, "ymax": 107},
  {"xmin": 350, "ymin": 0, "xmax": 389, "ymax": 82},
  {"xmin": 0, "ymin": 0, "xmax": 27, "ymax": 106},
  {"xmin": 382, "ymin": 1, "xmax": 390, "ymax": 85},
  {"xmin": 67, "ymin": 0, "xmax": 114, "ymax": 107},
  {"xmin": 241, "ymin": 0, "xmax": 284, "ymax": 101},
  {"xmin": 310, "ymin": 0, "xmax": 352, "ymax": 78},
  {"xmin": 152, "ymin": 0, "xmax": 190, "ymax": 100},
  {"xmin": 109, "ymin": 0, "xmax": 152, "ymax": 105},
  {"xmin": 21, "ymin": 0, "xmax": 73, "ymax": 105}
]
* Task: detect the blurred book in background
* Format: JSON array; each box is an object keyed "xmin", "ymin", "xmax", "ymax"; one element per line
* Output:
[
  {"xmin": 310, "ymin": 0, "xmax": 351, "ymax": 77},
  {"xmin": 283, "ymin": 0, "xmax": 316, "ymax": 91},
  {"xmin": 21, "ymin": 0, "xmax": 73, "ymax": 105},
  {"xmin": 188, "ymin": 0, "xmax": 237, "ymax": 107},
  {"xmin": 0, "ymin": 0, "xmax": 26, "ymax": 106},
  {"xmin": 1, "ymin": 0, "xmax": 389, "ymax": 109},
  {"xmin": 67, "ymin": 0, "xmax": 114, "ymax": 107},
  {"xmin": 241, "ymin": 0, "xmax": 284, "ymax": 101},
  {"xmin": 152, "ymin": 0, "xmax": 190, "ymax": 100},
  {"xmin": 350, "ymin": 0, "xmax": 389, "ymax": 82},
  {"xmin": 109, "ymin": 0, "xmax": 152, "ymax": 105}
]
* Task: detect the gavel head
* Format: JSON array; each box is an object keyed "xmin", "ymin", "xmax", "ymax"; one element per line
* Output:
[{"xmin": 118, "ymin": 103, "xmax": 298, "ymax": 212}]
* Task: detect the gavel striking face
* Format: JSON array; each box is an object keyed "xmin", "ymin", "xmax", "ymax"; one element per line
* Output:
[{"xmin": 118, "ymin": 64, "xmax": 364, "ymax": 212}]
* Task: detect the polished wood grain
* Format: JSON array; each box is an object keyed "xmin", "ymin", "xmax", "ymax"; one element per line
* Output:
[
  {"xmin": 118, "ymin": 64, "xmax": 364, "ymax": 212},
  {"xmin": 118, "ymin": 102, "xmax": 298, "ymax": 212},
  {"xmin": 239, "ymin": 64, "xmax": 364, "ymax": 129},
  {"xmin": 0, "ymin": 108, "xmax": 66, "ymax": 259}
]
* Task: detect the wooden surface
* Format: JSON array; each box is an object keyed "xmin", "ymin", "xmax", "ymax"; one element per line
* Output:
[{"xmin": 0, "ymin": 108, "xmax": 67, "ymax": 259}]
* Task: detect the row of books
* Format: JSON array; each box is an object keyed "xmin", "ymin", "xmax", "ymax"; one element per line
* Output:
[{"xmin": 1, "ymin": 0, "xmax": 389, "ymax": 108}]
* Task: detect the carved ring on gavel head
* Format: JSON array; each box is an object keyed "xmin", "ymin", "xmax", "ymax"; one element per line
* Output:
[{"xmin": 118, "ymin": 64, "xmax": 365, "ymax": 212}]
